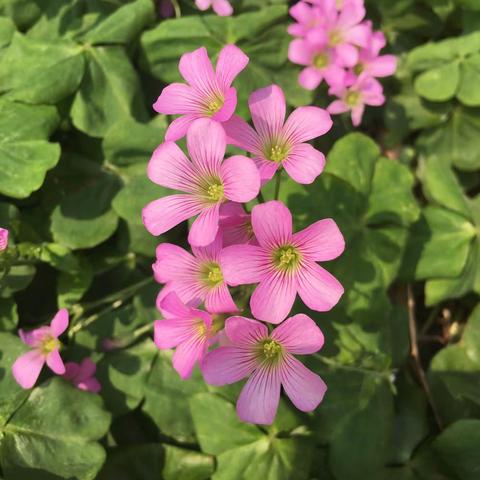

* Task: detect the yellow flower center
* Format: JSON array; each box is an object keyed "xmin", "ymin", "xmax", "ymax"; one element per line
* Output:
[
  {"xmin": 267, "ymin": 144, "xmax": 289, "ymax": 163},
  {"xmin": 354, "ymin": 63, "xmax": 364, "ymax": 75},
  {"xmin": 313, "ymin": 53, "xmax": 329, "ymax": 69},
  {"xmin": 273, "ymin": 245, "xmax": 302, "ymax": 271},
  {"xmin": 346, "ymin": 90, "xmax": 361, "ymax": 107},
  {"xmin": 205, "ymin": 97, "xmax": 224, "ymax": 116},
  {"xmin": 201, "ymin": 262, "xmax": 224, "ymax": 287},
  {"xmin": 196, "ymin": 321, "xmax": 208, "ymax": 337},
  {"xmin": 207, "ymin": 183, "xmax": 224, "ymax": 201},
  {"xmin": 256, "ymin": 339, "xmax": 284, "ymax": 364},
  {"xmin": 329, "ymin": 29, "xmax": 343, "ymax": 46},
  {"xmin": 41, "ymin": 336, "xmax": 60, "ymax": 355}
]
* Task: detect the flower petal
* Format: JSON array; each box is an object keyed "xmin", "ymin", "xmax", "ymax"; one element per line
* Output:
[
  {"xmin": 220, "ymin": 244, "xmax": 269, "ymax": 285},
  {"xmin": 50, "ymin": 309, "xmax": 69, "ymax": 337},
  {"xmin": 335, "ymin": 43, "xmax": 358, "ymax": 67},
  {"xmin": 159, "ymin": 291, "xmax": 193, "ymax": 319},
  {"xmin": 179, "ymin": 47, "xmax": 217, "ymax": 95},
  {"xmin": 281, "ymin": 354, "xmax": 327, "ymax": 412},
  {"xmin": 251, "ymin": 200, "xmax": 292, "ymax": 248},
  {"xmin": 156, "ymin": 281, "xmax": 204, "ymax": 314},
  {"xmin": 12, "ymin": 350, "xmax": 45, "ymax": 389},
  {"xmin": 46, "ymin": 349, "xmax": 65, "ymax": 375},
  {"xmin": 172, "ymin": 335, "xmax": 207, "ymax": 379},
  {"xmin": 153, "ymin": 243, "xmax": 198, "ymax": 284},
  {"xmin": 215, "ymin": 44, "xmax": 249, "ymax": 90},
  {"xmin": 78, "ymin": 377, "xmax": 101, "ymax": 393},
  {"xmin": 186, "ymin": 118, "xmax": 226, "ymax": 172},
  {"xmin": 202, "ymin": 346, "xmax": 257, "ymax": 385},
  {"xmin": 299, "ymin": 67, "xmax": 323, "ymax": 90},
  {"xmin": 78, "ymin": 358, "xmax": 97, "ymax": 379},
  {"xmin": 328, "ymin": 99, "xmax": 349, "ymax": 114},
  {"xmin": 148, "ymin": 142, "xmax": 198, "ymax": 192},
  {"xmin": 63, "ymin": 362, "xmax": 80, "ymax": 380},
  {"xmin": 188, "ymin": 203, "xmax": 221, "ymax": 247},
  {"xmin": 221, "ymin": 155, "xmax": 260, "ymax": 203},
  {"xmin": 205, "ymin": 283, "xmax": 238, "ymax": 313},
  {"xmin": 351, "ymin": 104, "xmax": 365, "ymax": 126},
  {"xmin": 212, "ymin": 0, "xmax": 233, "ymax": 16},
  {"xmin": 250, "ymin": 271, "xmax": 297, "ymax": 324},
  {"xmin": 165, "ymin": 115, "xmax": 199, "ymax": 142},
  {"xmin": 249, "ymin": 85, "xmax": 285, "ymax": 141},
  {"xmin": 282, "ymin": 106, "xmax": 332, "ymax": 144},
  {"xmin": 297, "ymin": 262, "xmax": 344, "ymax": 312},
  {"xmin": 212, "ymin": 86, "xmax": 237, "ymax": 122},
  {"xmin": 288, "ymin": 39, "xmax": 313, "ymax": 66},
  {"xmin": 143, "ymin": 194, "xmax": 202, "ymax": 236},
  {"xmin": 283, "ymin": 143, "xmax": 325, "ymax": 185},
  {"xmin": 223, "ymin": 115, "xmax": 261, "ymax": 153},
  {"xmin": 153, "ymin": 83, "xmax": 203, "ymax": 115},
  {"xmin": 237, "ymin": 365, "xmax": 281, "ymax": 425},
  {"xmin": 154, "ymin": 319, "xmax": 195, "ymax": 349},
  {"xmin": 271, "ymin": 314, "xmax": 324, "ymax": 354},
  {"xmin": 293, "ymin": 218, "xmax": 345, "ymax": 261},
  {"xmin": 225, "ymin": 316, "xmax": 268, "ymax": 345},
  {"xmin": 367, "ymin": 55, "xmax": 397, "ymax": 77}
]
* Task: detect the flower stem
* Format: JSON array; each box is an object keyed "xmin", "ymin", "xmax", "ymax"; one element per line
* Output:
[
  {"xmin": 274, "ymin": 170, "xmax": 282, "ymax": 200},
  {"xmin": 257, "ymin": 191, "xmax": 266, "ymax": 204}
]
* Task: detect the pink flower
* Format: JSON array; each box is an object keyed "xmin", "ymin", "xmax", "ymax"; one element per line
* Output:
[
  {"xmin": 142, "ymin": 118, "xmax": 260, "ymax": 247},
  {"xmin": 288, "ymin": 2, "xmax": 324, "ymax": 37},
  {"xmin": 153, "ymin": 45, "xmax": 247, "ymax": 141},
  {"xmin": 154, "ymin": 292, "xmax": 217, "ymax": 379},
  {"xmin": 195, "ymin": 0, "xmax": 233, "ymax": 16},
  {"xmin": 202, "ymin": 314, "xmax": 327, "ymax": 425},
  {"xmin": 224, "ymin": 85, "xmax": 332, "ymax": 184},
  {"xmin": 12, "ymin": 309, "xmax": 69, "ymax": 389},
  {"xmin": 153, "ymin": 232, "xmax": 237, "ymax": 314},
  {"xmin": 328, "ymin": 72, "xmax": 385, "ymax": 126},
  {"xmin": 219, "ymin": 202, "xmax": 257, "ymax": 247},
  {"xmin": 220, "ymin": 201, "xmax": 345, "ymax": 324},
  {"xmin": 63, "ymin": 358, "xmax": 101, "ymax": 393},
  {"xmin": 0, "ymin": 227, "xmax": 8, "ymax": 250}
]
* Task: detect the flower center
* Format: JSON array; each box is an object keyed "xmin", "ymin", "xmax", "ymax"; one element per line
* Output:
[
  {"xmin": 40, "ymin": 335, "xmax": 60, "ymax": 355},
  {"xmin": 272, "ymin": 245, "xmax": 302, "ymax": 271},
  {"xmin": 313, "ymin": 53, "xmax": 329, "ymax": 69},
  {"xmin": 207, "ymin": 183, "xmax": 224, "ymax": 201},
  {"xmin": 205, "ymin": 96, "xmax": 224, "ymax": 116},
  {"xmin": 256, "ymin": 339, "xmax": 284, "ymax": 364},
  {"xmin": 200, "ymin": 262, "xmax": 224, "ymax": 287},
  {"xmin": 346, "ymin": 90, "xmax": 361, "ymax": 107},
  {"xmin": 336, "ymin": 0, "xmax": 343, "ymax": 8},
  {"xmin": 329, "ymin": 29, "xmax": 343, "ymax": 46},
  {"xmin": 212, "ymin": 313, "xmax": 227, "ymax": 333},
  {"xmin": 267, "ymin": 144, "xmax": 289, "ymax": 163},
  {"xmin": 200, "ymin": 177, "xmax": 225, "ymax": 204},
  {"xmin": 353, "ymin": 63, "xmax": 364, "ymax": 75}
]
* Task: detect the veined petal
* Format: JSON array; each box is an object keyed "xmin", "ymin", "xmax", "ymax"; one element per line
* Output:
[
  {"xmin": 186, "ymin": 118, "xmax": 226, "ymax": 174},
  {"xmin": 293, "ymin": 218, "xmax": 345, "ymax": 261},
  {"xmin": 143, "ymin": 194, "xmax": 202, "ymax": 236},
  {"xmin": 212, "ymin": 86, "xmax": 237, "ymax": 122},
  {"xmin": 179, "ymin": 47, "xmax": 218, "ymax": 98},
  {"xmin": 153, "ymin": 243, "xmax": 198, "ymax": 284},
  {"xmin": 216, "ymin": 44, "xmax": 249, "ymax": 90},
  {"xmin": 251, "ymin": 201, "xmax": 293, "ymax": 248},
  {"xmin": 271, "ymin": 314, "xmax": 324, "ymax": 354},
  {"xmin": 253, "ymin": 156, "xmax": 279, "ymax": 183},
  {"xmin": 153, "ymin": 83, "xmax": 203, "ymax": 115},
  {"xmin": 237, "ymin": 364, "xmax": 281, "ymax": 425},
  {"xmin": 221, "ymin": 155, "xmax": 260, "ymax": 203},
  {"xmin": 156, "ymin": 282, "xmax": 204, "ymax": 314},
  {"xmin": 188, "ymin": 203, "xmax": 221, "ymax": 247},
  {"xmin": 220, "ymin": 244, "xmax": 269, "ymax": 285},
  {"xmin": 281, "ymin": 354, "xmax": 327, "ymax": 411},
  {"xmin": 191, "ymin": 229, "xmax": 223, "ymax": 261},
  {"xmin": 297, "ymin": 262, "xmax": 344, "ymax": 312},
  {"xmin": 12, "ymin": 350, "xmax": 45, "ymax": 389},
  {"xmin": 159, "ymin": 291, "xmax": 194, "ymax": 319},
  {"xmin": 249, "ymin": 85, "xmax": 286, "ymax": 142},
  {"xmin": 205, "ymin": 283, "xmax": 238, "ymax": 313},
  {"xmin": 50, "ymin": 309, "xmax": 69, "ymax": 337},
  {"xmin": 173, "ymin": 335, "xmax": 208, "ymax": 379},
  {"xmin": 250, "ymin": 271, "xmax": 297, "ymax": 324},
  {"xmin": 223, "ymin": 115, "xmax": 262, "ymax": 154},
  {"xmin": 165, "ymin": 114, "xmax": 199, "ymax": 142},
  {"xmin": 283, "ymin": 143, "xmax": 325, "ymax": 185},
  {"xmin": 225, "ymin": 316, "xmax": 268, "ymax": 345},
  {"xmin": 154, "ymin": 319, "xmax": 196, "ymax": 349},
  {"xmin": 202, "ymin": 346, "xmax": 257, "ymax": 385},
  {"xmin": 282, "ymin": 107, "xmax": 332, "ymax": 144},
  {"xmin": 46, "ymin": 349, "xmax": 65, "ymax": 375},
  {"xmin": 148, "ymin": 142, "xmax": 198, "ymax": 192}
]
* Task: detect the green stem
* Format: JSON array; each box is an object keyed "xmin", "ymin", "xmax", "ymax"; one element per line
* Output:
[
  {"xmin": 274, "ymin": 170, "xmax": 282, "ymax": 200},
  {"xmin": 257, "ymin": 191, "xmax": 266, "ymax": 204},
  {"xmin": 171, "ymin": 0, "xmax": 181, "ymax": 17}
]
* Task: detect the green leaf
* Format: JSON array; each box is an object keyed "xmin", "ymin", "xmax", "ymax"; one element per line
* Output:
[
  {"xmin": 83, "ymin": 0, "xmax": 154, "ymax": 45},
  {"xmin": 0, "ymin": 17, "xmax": 15, "ymax": 49},
  {"xmin": 51, "ymin": 173, "xmax": 120, "ymax": 250},
  {"xmin": 0, "ymin": 0, "xmax": 40, "ymax": 30},
  {"xmin": 414, "ymin": 61, "xmax": 460, "ymax": 102},
  {"xmin": 0, "ymin": 298, "xmax": 17, "ymax": 331},
  {"xmin": 457, "ymin": 53, "xmax": 480, "ymax": 106},
  {"xmin": 0, "ymin": 378, "xmax": 111, "ymax": 480},
  {"xmin": 0, "ymin": 265, "xmax": 36, "ymax": 298},
  {"xmin": 39, "ymin": 243, "xmax": 80, "ymax": 273},
  {"xmin": 71, "ymin": 45, "xmax": 147, "ymax": 137},
  {"xmin": 0, "ymin": 99, "xmax": 60, "ymax": 199},
  {"xmin": 0, "ymin": 32, "xmax": 85, "ymax": 104}
]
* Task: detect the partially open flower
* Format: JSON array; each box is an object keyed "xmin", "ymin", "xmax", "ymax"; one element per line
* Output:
[
  {"xmin": 0, "ymin": 227, "xmax": 8, "ymax": 251},
  {"xmin": 63, "ymin": 358, "xmax": 101, "ymax": 393}
]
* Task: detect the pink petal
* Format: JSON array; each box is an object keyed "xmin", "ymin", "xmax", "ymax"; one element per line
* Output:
[
  {"xmin": 159, "ymin": 291, "xmax": 193, "ymax": 319},
  {"xmin": 50, "ymin": 309, "xmax": 69, "ymax": 337},
  {"xmin": 148, "ymin": 142, "xmax": 198, "ymax": 192},
  {"xmin": 153, "ymin": 243, "xmax": 198, "ymax": 284},
  {"xmin": 154, "ymin": 319, "xmax": 195, "ymax": 349},
  {"xmin": 195, "ymin": 0, "xmax": 211, "ymax": 11},
  {"xmin": 212, "ymin": 86, "xmax": 237, "ymax": 122},
  {"xmin": 283, "ymin": 143, "xmax": 325, "ymax": 184},
  {"xmin": 172, "ymin": 335, "xmax": 207, "ymax": 379},
  {"xmin": 297, "ymin": 262, "xmax": 344, "ymax": 312},
  {"xmin": 253, "ymin": 156, "xmax": 279, "ymax": 183},
  {"xmin": 335, "ymin": 43, "xmax": 358, "ymax": 67},
  {"xmin": 46, "ymin": 349, "xmax": 65, "ymax": 375},
  {"xmin": 299, "ymin": 67, "xmax": 323, "ymax": 90},
  {"xmin": 237, "ymin": 365, "xmax": 281, "ymax": 425},
  {"xmin": 205, "ymin": 283, "xmax": 238, "ymax": 313},
  {"xmin": 250, "ymin": 272, "xmax": 297, "ymax": 324},
  {"xmin": 215, "ymin": 44, "xmax": 249, "ymax": 90},
  {"xmin": 220, "ymin": 244, "xmax": 268, "ymax": 285},
  {"xmin": 344, "ymin": 24, "xmax": 370, "ymax": 48},
  {"xmin": 78, "ymin": 358, "xmax": 97, "ymax": 379},
  {"xmin": 221, "ymin": 155, "xmax": 260, "ymax": 203},
  {"xmin": 328, "ymin": 99, "xmax": 349, "ymax": 114},
  {"xmin": 323, "ymin": 64, "xmax": 348, "ymax": 88},
  {"xmin": 188, "ymin": 203, "xmax": 221, "ymax": 247},
  {"xmin": 281, "ymin": 354, "xmax": 327, "ymax": 411},
  {"xmin": 201, "ymin": 346, "xmax": 257, "ymax": 385},
  {"xmin": 212, "ymin": 0, "xmax": 233, "ymax": 16},
  {"xmin": 179, "ymin": 47, "xmax": 217, "ymax": 93},
  {"xmin": 271, "ymin": 314, "xmax": 324, "ymax": 354},
  {"xmin": 63, "ymin": 362, "xmax": 80, "ymax": 380},
  {"xmin": 351, "ymin": 104, "xmax": 365, "ymax": 126},
  {"xmin": 288, "ymin": 39, "xmax": 313, "ymax": 66},
  {"xmin": 293, "ymin": 218, "xmax": 345, "ymax": 261},
  {"xmin": 78, "ymin": 377, "xmax": 101, "ymax": 393},
  {"xmin": 156, "ymin": 281, "xmax": 204, "ymax": 314},
  {"xmin": 289, "ymin": 1, "xmax": 312, "ymax": 23},
  {"xmin": 19, "ymin": 328, "xmax": 44, "ymax": 347},
  {"xmin": 12, "ymin": 350, "xmax": 45, "ymax": 389},
  {"xmin": 191, "ymin": 229, "xmax": 223, "ymax": 260},
  {"xmin": 251, "ymin": 200, "xmax": 292, "ymax": 248},
  {"xmin": 225, "ymin": 316, "xmax": 268, "ymax": 345},
  {"xmin": 186, "ymin": 118, "xmax": 226, "ymax": 172},
  {"xmin": 165, "ymin": 115, "xmax": 198, "ymax": 142},
  {"xmin": 153, "ymin": 83, "xmax": 202, "ymax": 115},
  {"xmin": 249, "ymin": 85, "xmax": 285, "ymax": 141},
  {"xmin": 223, "ymin": 115, "xmax": 261, "ymax": 153},
  {"xmin": 282, "ymin": 106, "xmax": 332, "ymax": 144},
  {"xmin": 337, "ymin": 2, "xmax": 365, "ymax": 29},
  {"xmin": 143, "ymin": 194, "xmax": 202, "ymax": 236},
  {"xmin": 367, "ymin": 55, "xmax": 397, "ymax": 77}
]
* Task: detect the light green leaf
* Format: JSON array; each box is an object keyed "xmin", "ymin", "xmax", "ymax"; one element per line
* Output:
[
  {"xmin": 39, "ymin": 243, "xmax": 80, "ymax": 273},
  {"xmin": 0, "ymin": 17, "xmax": 15, "ymax": 49},
  {"xmin": 458, "ymin": 54, "xmax": 480, "ymax": 106},
  {"xmin": 414, "ymin": 61, "xmax": 460, "ymax": 102},
  {"xmin": 0, "ymin": 298, "xmax": 17, "ymax": 331}
]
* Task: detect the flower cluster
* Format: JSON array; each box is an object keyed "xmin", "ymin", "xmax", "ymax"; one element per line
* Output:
[
  {"xmin": 288, "ymin": 0, "xmax": 396, "ymax": 126},
  {"xmin": 145, "ymin": 45, "xmax": 345, "ymax": 424}
]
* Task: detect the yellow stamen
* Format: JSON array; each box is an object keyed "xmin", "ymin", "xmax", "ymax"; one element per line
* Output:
[
  {"xmin": 206, "ymin": 183, "xmax": 224, "ymax": 202},
  {"xmin": 346, "ymin": 90, "xmax": 361, "ymax": 107},
  {"xmin": 313, "ymin": 53, "xmax": 329, "ymax": 69},
  {"xmin": 268, "ymin": 144, "xmax": 289, "ymax": 163},
  {"xmin": 273, "ymin": 245, "xmax": 302, "ymax": 271},
  {"xmin": 41, "ymin": 336, "xmax": 60, "ymax": 355},
  {"xmin": 201, "ymin": 262, "xmax": 224, "ymax": 287},
  {"xmin": 205, "ymin": 97, "xmax": 224, "ymax": 116},
  {"xmin": 329, "ymin": 29, "xmax": 343, "ymax": 46}
]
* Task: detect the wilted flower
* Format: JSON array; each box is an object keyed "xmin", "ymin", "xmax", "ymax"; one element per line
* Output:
[{"xmin": 63, "ymin": 358, "xmax": 101, "ymax": 393}]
